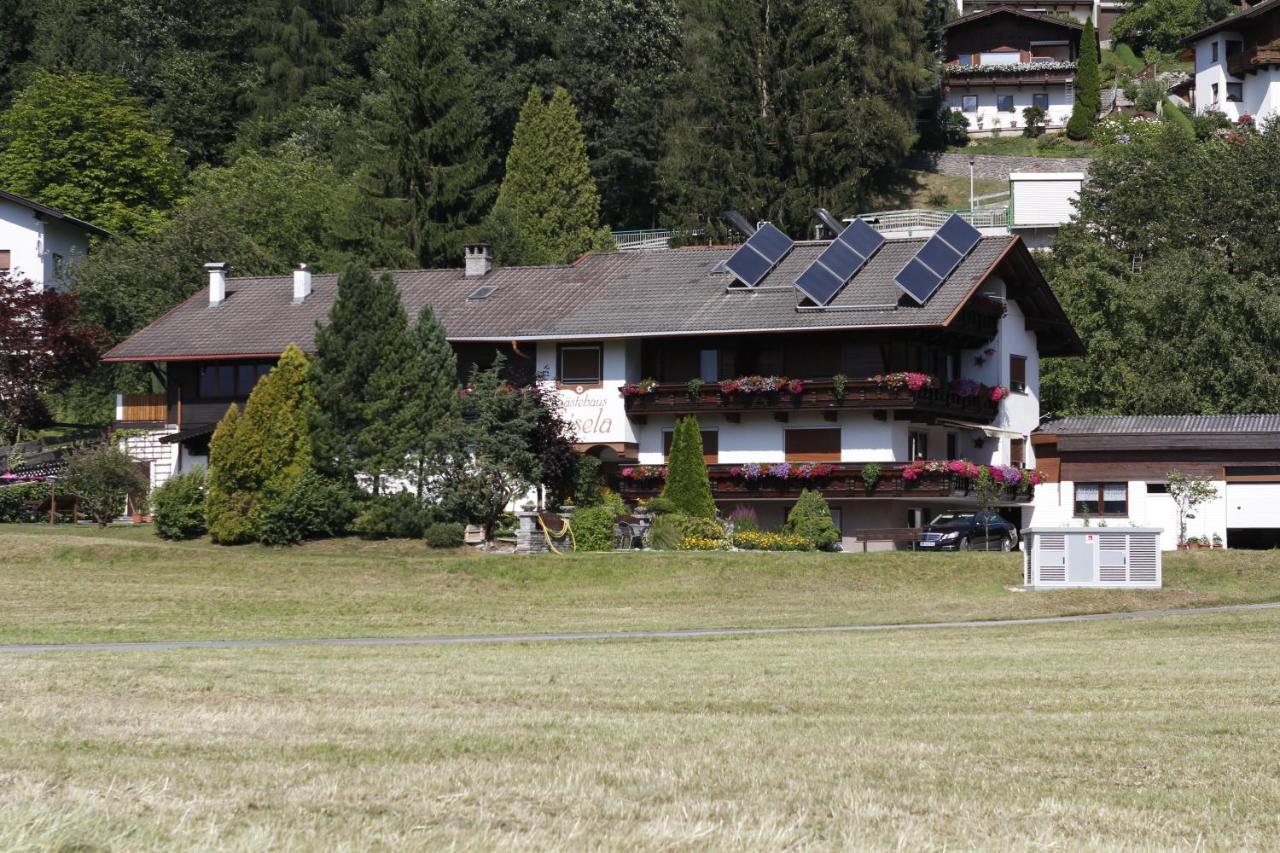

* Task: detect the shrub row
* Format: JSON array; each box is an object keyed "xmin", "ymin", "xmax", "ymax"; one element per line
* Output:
[{"xmin": 731, "ymin": 530, "xmax": 813, "ymax": 551}]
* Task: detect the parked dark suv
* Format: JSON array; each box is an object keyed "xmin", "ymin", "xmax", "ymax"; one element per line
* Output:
[{"xmin": 918, "ymin": 511, "xmax": 1018, "ymax": 552}]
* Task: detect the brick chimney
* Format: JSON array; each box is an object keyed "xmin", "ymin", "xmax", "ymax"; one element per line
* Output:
[
  {"xmin": 465, "ymin": 244, "xmax": 492, "ymax": 277},
  {"xmin": 293, "ymin": 263, "xmax": 312, "ymax": 303},
  {"xmin": 204, "ymin": 262, "xmax": 228, "ymax": 307}
]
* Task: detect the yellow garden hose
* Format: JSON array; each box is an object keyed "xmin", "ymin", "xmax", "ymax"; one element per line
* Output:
[{"xmin": 537, "ymin": 512, "xmax": 576, "ymax": 554}]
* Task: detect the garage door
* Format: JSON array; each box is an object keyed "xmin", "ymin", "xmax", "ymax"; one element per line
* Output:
[{"xmin": 1227, "ymin": 483, "xmax": 1280, "ymax": 528}]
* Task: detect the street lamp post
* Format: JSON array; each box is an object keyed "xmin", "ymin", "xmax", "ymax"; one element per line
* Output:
[{"xmin": 969, "ymin": 153, "xmax": 976, "ymax": 212}]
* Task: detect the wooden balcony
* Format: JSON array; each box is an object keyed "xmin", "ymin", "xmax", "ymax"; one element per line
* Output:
[
  {"xmin": 616, "ymin": 462, "xmax": 1033, "ymax": 503},
  {"xmin": 621, "ymin": 379, "xmax": 1000, "ymax": 423},
  {"xmin": 117, "ymin": 393, "xmax": 167, "ymax": 424},
  {"xmin": 1229, "ymin": 43, "xmax": 1280, "ymax": 78}
]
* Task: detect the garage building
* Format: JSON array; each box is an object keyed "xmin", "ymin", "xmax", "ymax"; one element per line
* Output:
[{"xmin": 1028, "ymin": 415, "xmax": 1280, "ymax": 551}]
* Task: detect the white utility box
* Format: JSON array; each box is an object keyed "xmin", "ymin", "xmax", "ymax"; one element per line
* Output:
[{"xmin": 1022, "ymin": 527, "xmax": 1162, "ymax": 589}]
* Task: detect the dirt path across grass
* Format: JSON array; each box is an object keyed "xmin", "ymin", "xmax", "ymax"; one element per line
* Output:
[{"xmin": 3, "ymin": 601, "xmax": 1278, "ymax": 655}]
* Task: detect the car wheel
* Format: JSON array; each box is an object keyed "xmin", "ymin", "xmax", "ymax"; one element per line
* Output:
[{"xmin": 958, "ymin": 536, "xmax": 970, "ymax": 551}]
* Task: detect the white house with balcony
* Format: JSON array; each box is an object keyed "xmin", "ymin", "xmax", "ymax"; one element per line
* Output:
[
  {"xmin": 0, "ymin": 189, "xmax": 108, "ymax": 291},
  {"xmin": 104, "ymin": 217, "xmax": 1083, "ymax": 549},
  {"xmin": 1185, "ymin": 0, "xmax": 1280, "ymax": 126}
]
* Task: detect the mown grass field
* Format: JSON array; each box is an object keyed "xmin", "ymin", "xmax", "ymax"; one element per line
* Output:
[
  {"xmin": 3, "ymin": 611, "xmax": 1280, "ymax": 849},
  {"xmin": 3, "ymin": 525, "xmax": 1280, "ymax": 644}
]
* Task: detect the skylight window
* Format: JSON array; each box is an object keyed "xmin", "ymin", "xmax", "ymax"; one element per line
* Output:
[{"xmin": 466, "ymin": 285, "xmax": 497, "ymax": 300}]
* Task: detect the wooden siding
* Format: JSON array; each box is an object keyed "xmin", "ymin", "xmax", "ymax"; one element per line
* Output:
[{"xmin": 119, "ymin": 393, "xmax": 167, "ymax": 423}]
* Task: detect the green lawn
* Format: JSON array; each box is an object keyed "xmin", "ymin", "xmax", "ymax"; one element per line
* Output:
[
  {"xmin": 869, "ymin": 170, "xmax": 1006, "ymax": 211},
  {"xmin": 2, "ymin": 611, "xmax": 1279, "ymax": 848},
  {"xmin": 947, "ymin": 135, "xmax": 1097, "ymax": 158},
  {"xmin": 3, "ymin": 524, "xmax": 1280, "ymax": 644}
]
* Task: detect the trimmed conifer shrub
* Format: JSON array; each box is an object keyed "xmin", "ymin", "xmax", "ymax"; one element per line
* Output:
[
  {"xmin": 1066, "ymin": 19, "xmax": 1099, "ymax": 140},
  {"xmin": 660, "ymin": 416, "xmax": 715, "ymax": 519},
  {"xmin": 782, "ymin": 489, "xmax": 840, "ymax": 550},
  {"xmin": 256, "ymin": 469, "xmax": 356, "ymax": 546},
  {"xmin": 152, "ymin": 468, "xmax": 207, "ymax": 540},
  {"xmin": 205, "ymin": 403, "xmax": 255, "ymax": 544}
]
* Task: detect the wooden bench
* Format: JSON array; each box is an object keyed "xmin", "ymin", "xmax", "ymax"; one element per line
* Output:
[{"xmin": 852, "ymin": 527, "xmax": 925, "ymax": 552}]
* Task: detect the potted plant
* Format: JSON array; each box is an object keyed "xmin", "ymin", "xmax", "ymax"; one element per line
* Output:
[
  {"xmin": 832, "ymin": 373, "xmax": 848, "ymax": 402},
  {"xmin": 687, "ymin": 377, "xmax": 705, "ymax": 401},
  {"xmin": 861, "ymin": 462, "xmax": 881, "ymax": 494},
  {"xmin": 1212, "ymin": 533, "xmax": 1223, "ymax": 549}
]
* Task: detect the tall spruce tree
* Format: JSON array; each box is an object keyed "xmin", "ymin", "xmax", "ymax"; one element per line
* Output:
[
  {"xmin": 310, "ymin": 266, "xmax": 413, "ymax": 489},
  {"xmin": 353, "ymin": 0, "xmax": 493, "ymax": 267},
  {"xmin": 239, "ymin": 0, "xmax": 354, "ymax": 121},
  {"xmin": 489, "ymin": 86, "xmax": 611, "ymax": 265},
  {"xmin": 661, "ymin": 416, "xmax": 715, "ymax": 520},
  {"xmin": 1066, "ymin": 19, "xmax": 1100, "ymax": 140},
  {"xmin": 661, "ymin": 0, "xmax": 931, "ymax": 236},
  {"xmin": 402, "ymin": 305, "xmax": 459, "ymax": 497}
]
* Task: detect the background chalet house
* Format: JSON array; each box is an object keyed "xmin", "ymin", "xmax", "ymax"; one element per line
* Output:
[
  {"xmin": 943, "ymin": 7, "xmax": 1086, "ymax": 135},
  {"xmin": 953, "ymin": 0, "xmax": 1123, "ymax": 45},
  {"xmin": 105, "ymin": 221, "xmax": 1081, "ymax": 550},
  {"xmin": 1030, "ymin": 416, "xmax": 1280, "ymax": 551},
  {"xmin": 0, "ymin": 188, "xmax": 107, "ymax": 292},
  {"xmin": 1185, "ymin": 0, "xmax": 1280, "ymax": 126}
]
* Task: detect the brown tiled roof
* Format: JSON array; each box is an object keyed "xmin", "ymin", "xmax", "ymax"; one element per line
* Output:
[
  {"xmin": 1037, "ymin": 415, "xmax": 1280, "ymax": 435},
  {"xmin": 105, "ymin": 234, "xmax": 1075, "ymax": 361},
  {"xmin": 944, "ymin": 6, "xmax": 1085, "ymax": 31}
]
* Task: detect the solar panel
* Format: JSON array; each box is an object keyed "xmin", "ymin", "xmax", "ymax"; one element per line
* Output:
[
  {"xmin": 724, "ymin": 222, "xmax": 794, "ymax": 287},
  {"xmin": 893, "ymin": 214, "xmax": 983, "ymax": 305},
  {"xmin": 793, "ymin": 218, "xmax": 886, "ymax": 306}
]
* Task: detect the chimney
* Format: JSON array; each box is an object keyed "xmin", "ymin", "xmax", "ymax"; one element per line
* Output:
[
  {"xmin": 464, "ymin": 243, "xmax": 492, "ymax": 277},
  {"xmin": 293, "ymin": 263, "xmax": 312, "ymax": 303},
  {"xmin": 204, "ymin": 262, "xmax": 228, "ymax": 307}
]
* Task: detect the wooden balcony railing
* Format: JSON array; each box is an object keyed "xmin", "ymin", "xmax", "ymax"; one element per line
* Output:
[
  {"xmin": 621, "ymin": 379, "xmax": 1000, "ymax": 423},
  {"xmin": 1228, "ymin": 43, "xmax": 1280, "ymax": 78},
  {"xmin": 616, "ymin": 462, "xmax": 1033, "ymax": 503},
  {"xmin": 118, "ymin": 393, "xmax": 167, "ymax": 424}
]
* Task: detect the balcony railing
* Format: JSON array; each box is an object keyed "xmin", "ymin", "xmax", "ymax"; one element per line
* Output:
[
  {"xmin": 1228, "ymin": 44, "xmax": 1280, "ymax": 78},
  {"xmin": 621, "ymin": 378, "xmax": 1000, "ymax": 423},
  {"xmin": 117, "ymin": 393, "xmax": 167, "ymax": 424},
  {"xmin": 616, "ymin": 461, "xmax": 1033, "ymax": 502}
]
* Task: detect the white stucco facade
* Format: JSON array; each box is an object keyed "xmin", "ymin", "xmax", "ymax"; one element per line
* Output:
[
  {"xmin": 1028, "ymin": 478, "xmax": 1228, "ymax": 553},
  {"xmin": 1192, "ymin": 30, "xmax": 1280, "ymax": 126},
  {"xmin": 945, "ymin": 84, "xmax": 1074, "ymax": 134},
  {"xmin": 0, "ymin": 194, "xmax": 97, "ymax": 291}
]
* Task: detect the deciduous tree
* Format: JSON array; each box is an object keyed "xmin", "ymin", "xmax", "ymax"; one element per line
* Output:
[{"xmin": 0, "ymin": 69, "xmax": 182, "ymax": 234}]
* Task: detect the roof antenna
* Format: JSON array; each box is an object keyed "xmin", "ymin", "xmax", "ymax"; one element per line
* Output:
[
  {"xmin": 813, "ymin": 208, "xmax": 845, "ymax": 237},
  {"xmin": 721, "ymin": 210, "xmax": 757, "ymax": 238}
]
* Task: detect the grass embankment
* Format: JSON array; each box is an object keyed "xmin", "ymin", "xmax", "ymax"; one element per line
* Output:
[
  {"xmin": 2, "ymin": 611, "xmax": 1280, "ymax": 848},
  {"xmin": 869, "ymin": 171, "xmax": 1005, "ymax": 211},
  {"xmin": 2, "ymin": 525, "xmax": 1279, "ymax": 644},
  {"xmin": 947, "ymin": 135, "xmax": 1096, "ymax": 158}
]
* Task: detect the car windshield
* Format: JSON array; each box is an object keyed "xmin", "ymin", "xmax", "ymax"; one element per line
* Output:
[{"xmin": 929, "ymin": 513, "xmax": 974, "ymax": 527}]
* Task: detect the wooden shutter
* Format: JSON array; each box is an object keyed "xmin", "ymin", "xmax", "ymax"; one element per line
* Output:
[
  {"xmin": 0, "ymin": 250, "xmax": 9, "ymax": 270},
  {"xmin": 1011, "ymin": 438, "xmax": 1025, "ymax": 467},
  {"xmin": 784, "ymin": 428, "xmax": 840, "ymax": 462}
]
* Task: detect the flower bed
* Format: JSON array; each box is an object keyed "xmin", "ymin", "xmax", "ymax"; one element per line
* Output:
[
  {"xmin": 731, "ymin": 530, "xmax": 813, "ymax": 552},
  {"xmin": 717, "ymin": 375, "xmax": 804, "ymax": 395},
  {"xmin": 728, "ymin": 462, "xmax": 835, "ymax": 482},
  {"xmin": 620, "ymin": 378, "xmax": 659, "ymax": 397},
  {"xmin": 618, "ymin": 465, "xmax": 667, "ymax": 482}
]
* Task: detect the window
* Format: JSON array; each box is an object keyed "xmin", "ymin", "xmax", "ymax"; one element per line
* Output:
[
  {"xmin": 0, "ymin": 249, "xmax": 9, "ymax": 270},
  {"xmin": 663, "ymin": 430, "xmax": 718, "ymax": 464},
  {"xmin": 962, "ymin": 95, "xmax": 978, "ymax": 112},
  {"xmin": 52, "ymin": 253, "xmax": 64, "ymax": 278},
  {"xmin": 997, "ymin": 95, "xmax": 1015, "ymax": 113},
  {"xmin": 946, "ymin": 432, "xmax": 958, "ymax": 460},
  {"xmin": 1211, "ymin": 41, "xmax": 1219, "ymax": 62},
  {"xmin": 558, "ymin": 344, "xmax": 602, "ymax": 385},
  {"xmin": 1032, "ymin": 92, "xmax": 1049, "ymax": 110},
  {"xmin": 1009, "ymin": 354, "xmax": 1027, "ymax": 393},
  {"xmin": 908, "ymin": 430, "xmax": 928, "ymax": 461},
  {"xmin": 1074, "ymin": 483, "xmax": 1128, "ymax": 517},
  {"xmin": 198, "ymin": 362, "xmax": 272, "ymax": 399},
  {"xmin": 1226, "ymin": 82, "xmax": 1243, "ymax": 102},
  {"xmin": 1211, "ymin": 82, "xmax": 1219, "ymax": 103},
  {"xmin": 699, "ymin": 349, "xmax": 718, "ymax": 382},
  {"xmin": 1226, "ymin": 40, "xmax": 1243, "ymax": 59},
  {"xmin": 1146, "ymin": 483, "xmax": 1169, "ymax": 494},
  {"xmin": 1011, "ymin": 438, "xmax": 1025, "ymax": 468},
  {"xmin": 784, "ymin": 428, "xmax": 840, "ymax": 462}
]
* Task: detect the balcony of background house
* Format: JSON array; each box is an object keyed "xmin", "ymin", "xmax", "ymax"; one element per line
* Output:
[
  {"xmin": 115, "ymin": 393, "xmax": 167, "ymax": 425},
  {"xmin": 1228, "ymin": 40, "xmax": 1280, "ymax": 78},
  {"xmin": 621, "ymin": 374, "xmax": 1006, "ymax": 424},
  {"xmin": 615, "ymin": 460, "xmax": 1037, "ymax": 503}
]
